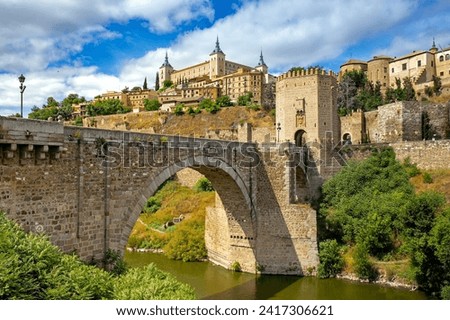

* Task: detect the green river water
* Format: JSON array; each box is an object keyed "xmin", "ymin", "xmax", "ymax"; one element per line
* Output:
[{"xmin": 124, "ymin": 251, "xmax": 426, "ymax": 300}]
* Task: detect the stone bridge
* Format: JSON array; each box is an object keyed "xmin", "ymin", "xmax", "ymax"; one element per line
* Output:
[{"xmin": 0, "ymin": 116, "xmax": 320, "ymax": 275}]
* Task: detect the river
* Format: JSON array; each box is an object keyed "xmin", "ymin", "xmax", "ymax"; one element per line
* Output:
[{"xmin": 124, "ymin": 251, "xmax": 426, "ymax": 300}]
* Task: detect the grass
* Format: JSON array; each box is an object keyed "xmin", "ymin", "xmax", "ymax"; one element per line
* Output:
[
  {"xmin": 410, "ymin": 169, "xmax": 450, "ymax": 203},
  {"xmin": 127, "ymin": 180, "xmax": 215, "ymax": 253}
]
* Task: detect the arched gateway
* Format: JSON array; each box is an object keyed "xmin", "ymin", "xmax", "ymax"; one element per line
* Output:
[{"xmin": 0, "ymin": 117, "xmax": 319, "ymax": 275}]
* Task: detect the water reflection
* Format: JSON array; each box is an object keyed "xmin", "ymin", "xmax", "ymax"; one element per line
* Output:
[{"xmin": 124, "ymin": 251, "xmax": 426, "ymax": 300}]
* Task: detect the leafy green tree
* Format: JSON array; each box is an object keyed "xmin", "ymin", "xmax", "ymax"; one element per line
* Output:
[
  {"xmin": 163, "ymin": 80, "xmax": 173, "ymax": 89},
  {"xmin": 385, "ymin": 77, "xmax": 416, "ymax": 103},
  {"xmin": 215, "ymin": 95, "xmax": 233, "ymax": 107},
  {"xmin": 320, "ymin": 148, "xmax": 413, "ymax": 255},
  {"xmin": 174, "ymin": 103, "xmax": 185, "ymax": 115},
  {"xmin": 237, "ymin": 92, "xmax": 253, "ymax": 106},
  {"xmin": 144, "ymin": 98, "xmax": 161, "ymax": 111},
  {"xmin": 317, "ymin": 239, "xmax": 345, "ymax": 278},
  {"xmin": 194, "ymin": 178, "xmax": 214, "ymax": 192},
  {"xmin": 353, "ymin": 244, "xmax": 377, "ymax": 280},
  {"xmin": 87, "ymin": 99, "xmax": 131, "ymax": 116},
  {"xmin": 199, "ymin": 98, "xmax": 220, "ymax": 113}
]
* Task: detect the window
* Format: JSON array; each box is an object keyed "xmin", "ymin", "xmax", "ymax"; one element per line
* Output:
[
  {"xmin": 391, "ymin": 67, "xmax": 394, "ymax": 73},
  {"xmin": 440, "ymin": 72, "xmax": 444, "ymax": 76},
  {"xmin": 402, "ymin": 63, "xmax": 407, "ymax": 70},
  {"xmin": 417, "ymin": 60, "xmax": 421, "ymax": 67},
  {"xmin": 446, "ymin": 54, "xmax": 450, "ymax": 60},
  {"xmin": 440, "ymin": 55, "xmax": 445, "ymax": 62},
  {"xmin": 384, "ymin": 67, "xmax": 388, "ymax": 73},
  {"xmin": 431, "ymin": 61, "xmax": 434, "ymax": 67}
]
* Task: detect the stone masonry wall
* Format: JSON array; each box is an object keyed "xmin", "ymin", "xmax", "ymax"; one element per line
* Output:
[{"xmin": 1, "ymin": 117, "xmax": 320, "ymax": 276}]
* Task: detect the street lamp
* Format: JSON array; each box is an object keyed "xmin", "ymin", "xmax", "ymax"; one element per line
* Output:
[
  {"xmin": 276, "ymin": 122, "xmax": 281, "ymax": 142},
  {"xmin": 18, "ymin": 74, "xmax": 26, "ymax": 118}
]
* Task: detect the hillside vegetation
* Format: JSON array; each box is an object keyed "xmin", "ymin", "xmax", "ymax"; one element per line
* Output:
[
  {"xmin": 85, "ymin": 106, "xmax": 274, "ymax": 137},
  {"xmin": 127, "ymin": 179, "xmax": 215, "ymax": 262},
  {"xmin": 318, "ymin": 148, "xmax": 450, "ymax": 299}
]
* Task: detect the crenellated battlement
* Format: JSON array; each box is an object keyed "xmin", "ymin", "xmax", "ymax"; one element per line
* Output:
[{"xmin": 276, "ymin": 68, "xmax": 337, "ymax": 81}]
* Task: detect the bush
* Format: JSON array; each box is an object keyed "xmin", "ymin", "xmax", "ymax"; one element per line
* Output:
[
  {"xmin": 145, "ymin": 196, "xmax": 161, "ymax": 213},
  {"xmin": 423, "ymin": 172, "xmax": 433, "ymax": 184},
  {"xmin": 174, "ymin": 104, "xmax": 184, "ymax": 116},
  {"xmin": 230, "ymin": 261, "xmax": 242, "ymax": 272},
  {"xmin": 442, "ymin": 286, "xmax": 450, "ymax": 300},
  {"xmin": 194, "ymin": 177, "xmax": 214, "ymax": 192},
  {"xmin": 113, "ymin": 264, "xmax": 195, "ymax": 300},
  {"xmin": 163, "ymin": 218, "xmax": 207, "ymax": 262},
  {"xmin": 317, "ymin": 240, "xmax": 344, "ymax": 278},
  {"xmin": 0, "ymin": 213, "xmax": 114, "ymax": 299},
  {"xmin": 353, "ymin": 245, "xmax": 378, "ymax": 281},
  {"xmin": 144, "ymin": 99, "xmax": 161, "ymax": 111}
]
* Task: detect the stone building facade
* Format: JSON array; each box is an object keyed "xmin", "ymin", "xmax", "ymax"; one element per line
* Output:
[
  {"xmin": 158, "ymin": 38, "xmax": 275, "ymax": 107},
  {"xmin": 339, "ymin": 41, "xmax": 450, "ymax": 97}
]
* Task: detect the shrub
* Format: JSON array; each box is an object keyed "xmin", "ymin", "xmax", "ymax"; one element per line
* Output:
[
  {"xmin": 442, "ymin": 286, "xmax": 450, "ymax": 300},
  {"xmin": 194, "ymin": 177, "xmax": 214, "ymax": 192},
  {"xmin": 144, "ymin": 99, "xmax": 161, "ymax": 111},
  {"xmin": 423, "ymin": 172, "xmax": 433, "ymax": 184},
  {"xmin": 174, "ymin": 104, "xmax": 184, "ymax": 115},
  {"xmin": 145, "ymin": 196, "xmax": 161, "ymax": 213},
  {"xmin": 230, "ymin": 261, "xmax": 242, "ymax": 272},
  {"xmin": 317, "ymin": 239, "xmax": 345, "ymax": 278},
  {"xmin": 163, "ymin": 219, "xmax": 207, "ymax": 262},
  {"xmin": 113, "ymin": 264, "xmax": 195, "ymax": 300},
  {"xmin": 0, "ymin": 213, "xmax": 113, "ymax": 299},
  {"xmin": 403, "ymin": 157, "xmax": 421, "ymax": 177},
  {"xmin": 353, "ymin": 245, "xmax": 378, "ymax": 281}
]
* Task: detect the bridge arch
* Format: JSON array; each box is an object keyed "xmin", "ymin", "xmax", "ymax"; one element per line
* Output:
[{"xmin": 117, "ymin": 155, "xmax": 256, "ymax": 272}]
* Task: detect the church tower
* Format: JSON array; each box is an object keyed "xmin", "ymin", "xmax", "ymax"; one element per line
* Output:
[
  {"xmin": 159, "ymin": 52, "xmax": 174, "ymax": 88},
  {"xmin": 209, "ymin": 37, "xmax": 226, "ymax": 78},
  {"xmin": 255, "ymin": 50, "xmax": 269, "ymax": 83}
]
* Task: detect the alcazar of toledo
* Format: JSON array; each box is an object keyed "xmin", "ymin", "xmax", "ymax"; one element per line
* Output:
[{"xmin": 81, "ymin": 38, "xmax": 450, "ymax": 147}]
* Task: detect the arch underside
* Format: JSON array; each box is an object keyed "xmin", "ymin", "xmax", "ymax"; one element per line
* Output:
[{"xmin": 116, "ymin": 155, "xmax": 257, "ymax": 272}]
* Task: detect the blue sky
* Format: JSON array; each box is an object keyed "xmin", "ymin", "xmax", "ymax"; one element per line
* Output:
[{"xmin": 0, "ymin": 0, "xmax": 449, "ymax": 116}]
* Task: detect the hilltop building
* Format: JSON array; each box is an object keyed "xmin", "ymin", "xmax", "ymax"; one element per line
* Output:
[
  {"xmin": 339, "ymin": 40, "xmax": 450, "ymax": 98},
  {"xmin": 158, "ymin": 38, "xmax": 275, "ymax": 110}
]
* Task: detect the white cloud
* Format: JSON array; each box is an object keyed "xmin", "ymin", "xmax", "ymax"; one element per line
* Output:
[
  {"xmin": 0, "ymin": 0, "xmax": 214, "ymax": 73},
  {"xmin": 120, "ymin": 0, "xmax": 419, "ymax": 83},
  {"xmin": 2, "ymin": 0, "xmax": 450, "ymax": 117}
]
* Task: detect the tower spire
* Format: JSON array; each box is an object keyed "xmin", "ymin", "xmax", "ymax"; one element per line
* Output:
[
  {"xmin": 210, "ymin": 36, "xmax": 224, "ymax": 55},
  {"xmin": 258, "ymin": 50, "xmax": 267, "ymax": 66},
  {"xmin": 161, "ymin": 51, "xmax": 172, "ymax": 68}
]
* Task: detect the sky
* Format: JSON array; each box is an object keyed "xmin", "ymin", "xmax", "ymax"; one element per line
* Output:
[{"xmin": 1, "ymin": 0, "xmax": 450, "ymax": 116}]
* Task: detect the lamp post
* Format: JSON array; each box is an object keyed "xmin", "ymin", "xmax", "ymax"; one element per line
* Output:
[
  {"xmin": 276, "ymin": 122, "xmax": 281, "ymax": 142},
  {"xmin": 18, "ymin": 74, "xmax": 26, "ymax": 118}
]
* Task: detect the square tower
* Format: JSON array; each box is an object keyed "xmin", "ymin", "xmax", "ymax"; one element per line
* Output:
[{"xmin": 276, "ymin": 69, "xmax": 339, "ymax": 147}]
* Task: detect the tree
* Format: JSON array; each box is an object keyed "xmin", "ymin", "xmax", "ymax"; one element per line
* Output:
[
  {"xmin": 143, "ymin": 77, "xmax": 148, "ymax": 90},
  {"xmin": 237, "ymin": 92, "xmax": 253, "ymax": 106},
  {"xmin": 163, "ymin": 80, "xmax": 173, "ymax": 89},
  {"xmin": 215, "ymin": 95, "xmax": 233, "ymax": 107},
  {"xmin": 384, "ymin": 77, "xmax": 416, "ymax": 103},
  {"xmin": 86, "ymin": 99, "xmax": 131, "ymax": 116},
  {"xmin": 144, "ymin": 99, "xmax": 161, "ymax": 111},
  {"xmin": 155, "ymin": 72, "xmax": 160, "ymax": 91},
  {"xmin": 174, "ymin": 104, "xmax": 184, "ymax": 115},
  {"xmin": 199, "ymin": 98, "xmax": 219, "ymax": 113},
  {"xmin": 317, "ymin": 240, "xmax": 345, "ymax": 278}
]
